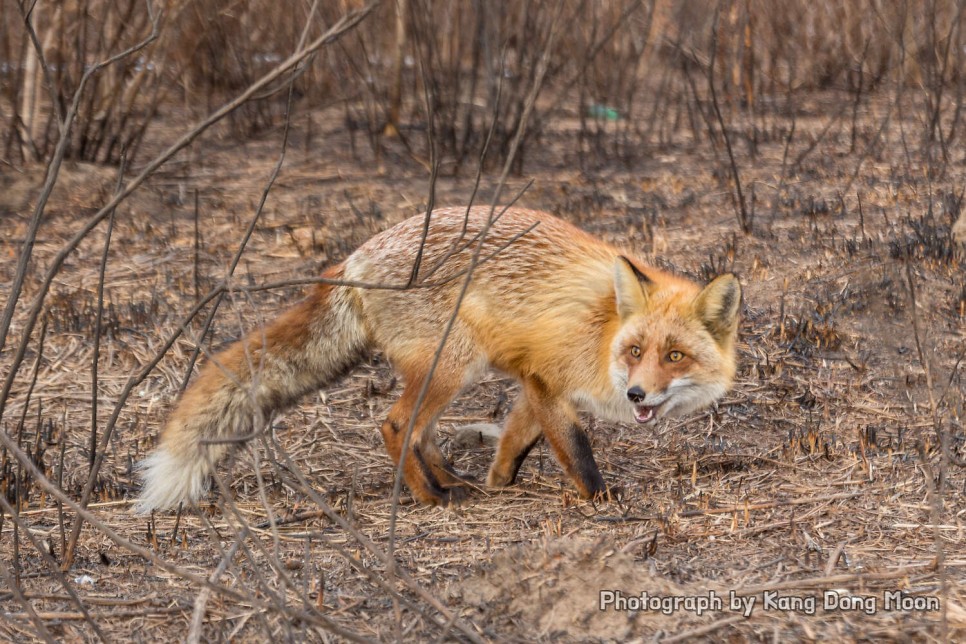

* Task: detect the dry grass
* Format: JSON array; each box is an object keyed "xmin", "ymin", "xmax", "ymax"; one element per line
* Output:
[
  {"xmin": 2, "ymin": 86, "xmax": 964, "ymax": 640},
  {"xmin": 1, "ymin": 1, "xmax": 965, "ymax": 641}
]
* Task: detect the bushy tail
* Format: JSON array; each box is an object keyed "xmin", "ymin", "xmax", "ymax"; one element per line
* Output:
[{"xmin": 135, "ymin": 265, "xmax": 366, "ymax": 513}]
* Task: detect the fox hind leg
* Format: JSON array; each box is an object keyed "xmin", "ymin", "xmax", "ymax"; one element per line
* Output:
[
  {"xmin": 379, "ymin": 370, "xmax": 469, "ymax": 506},
  {"xmin": 420, "ymin": 437, "xmax": 476, "ymax": 486}
]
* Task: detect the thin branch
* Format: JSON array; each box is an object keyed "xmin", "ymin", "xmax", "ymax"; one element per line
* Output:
[
  {"xmin": 708, "ymin": 3, "xmax": 750, "ymax": 233},
  {"xmin": 7, "ymin": 2, "xmax": 380, "ymax": 569},
  {"xmin": 386, "ymin": 0, "xmax": 565, "ymax": 572},
  {"xmin": 90, "ymin": 156, "xmax": 123, "ymax": 471}
]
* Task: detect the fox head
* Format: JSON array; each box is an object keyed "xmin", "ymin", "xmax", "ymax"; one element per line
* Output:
[{"xmin": 610, "ymin": 256, "xmax": 741, "ymax": 424}]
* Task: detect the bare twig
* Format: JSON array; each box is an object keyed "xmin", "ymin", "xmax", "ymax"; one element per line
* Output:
[
  {"xmin": 0, "ymin": 555, "xmax": 56, "ymax": 644},
  {"xmin": 49, "ymin": 2, "xmax": 379, "ymax": 570},
  {"xmin": 0, "ymin": 3, "xmax": 378, "ymax": 437},
  {"xmin": 708, "ymin": 3, "xmax": 750, "ymax": 233},
  {"xmin": 269, "ymin": 447, "xmax": 486, "ymax": 643},
  {"xmin": 186, "ymin": 535, "xmax": 244, "ymax": 644},
  {"xmin": 89, "ymin": 157, "xmax": 123, "ymax": 471}
]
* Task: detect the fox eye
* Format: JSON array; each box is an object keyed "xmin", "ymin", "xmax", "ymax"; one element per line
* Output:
[
  {"xmin": 668, "ymin": 350, "xmax": 685, "ymax": 362},
  {"xmin": 629, "ymin": 345, "xmax": 641, "ymax": 359}
]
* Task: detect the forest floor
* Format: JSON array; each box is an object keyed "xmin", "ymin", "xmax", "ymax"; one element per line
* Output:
[{"xmin": 1, "ymin": 91, "xmax": 964, "ymax": 641}]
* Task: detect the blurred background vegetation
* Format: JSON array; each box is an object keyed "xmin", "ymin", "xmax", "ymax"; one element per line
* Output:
[{"xmin": 2, "ymin": 0, "xmax": 963, "ymax": 173}]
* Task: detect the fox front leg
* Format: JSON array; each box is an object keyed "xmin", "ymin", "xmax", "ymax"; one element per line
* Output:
[
  {"xmin": 544, "ymin": 421, "xmax": 607, "ymax": 499},
  {"xmin": 487, "ymin": 395, "xmax": 543, "ymax": 488},
  {"xmin": 514, "ymin": 377, "xmax": 607, "ymax": 499}
]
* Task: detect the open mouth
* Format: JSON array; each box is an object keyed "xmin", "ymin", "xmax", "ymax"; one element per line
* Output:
[{"xmin": 634, "ymin": 405, "xmax": 658, "ymax": 423}]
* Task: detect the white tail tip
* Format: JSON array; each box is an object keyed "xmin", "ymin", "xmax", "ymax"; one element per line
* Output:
[
  {"xmin": 134, "ymin": 447, "xmax": 210, "ymax": 514},
  {"xmin": 452, "ymin": 423, "xmax": 503, "ymax": 448}
]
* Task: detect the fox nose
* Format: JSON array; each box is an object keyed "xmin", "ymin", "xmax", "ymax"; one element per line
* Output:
[{"xmin": 626, "ymin": 386, "xmax": 646, "ymax": 404}]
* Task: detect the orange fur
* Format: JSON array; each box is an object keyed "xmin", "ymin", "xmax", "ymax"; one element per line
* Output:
[{"xmin": 137, "ymin": 207, "xmax": 741, "ymax": 511}]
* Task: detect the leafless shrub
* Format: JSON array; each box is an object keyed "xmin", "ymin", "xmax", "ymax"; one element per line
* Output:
[
  {"xmin": 5, "ymin": 0, "xmax": 164, "ymax": 165},
  {"xmin": 4, "ymin": 0, "xmax": 966, "ymax": 172},
  {"xmin": 334, "ymin": 1, "xmax": 655, "ymax": 173}
]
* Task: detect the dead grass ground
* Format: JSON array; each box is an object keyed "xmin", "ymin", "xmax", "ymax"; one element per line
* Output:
[{"xmin": 1, "ymin": 91, "xmax": 964, "ymax": 641}]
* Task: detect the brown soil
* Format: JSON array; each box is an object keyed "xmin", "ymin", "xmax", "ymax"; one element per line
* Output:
[{"xmin": 1, "ymin": 93, "xmax": 964, "ymax": 642}]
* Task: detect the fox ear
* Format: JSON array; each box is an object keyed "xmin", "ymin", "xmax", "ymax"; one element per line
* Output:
[
  {"xmin": 694, "ymin": 273, "xmax": 741, "ymax": 344},
  {"xmin": 614, "ymin": 256, "xmax": 651, "ymax": 320}
]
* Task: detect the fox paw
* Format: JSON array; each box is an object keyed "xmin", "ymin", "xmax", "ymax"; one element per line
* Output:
[
  {"xmin": 406, "ymin": 446, "xmax": 474, "ymax": 507},
  {"xmin": 411, "ymin": 478, "xmax": 470, "ymax": 507},
  {"xmin": 485, "ymin": 466, "xmax": 516, "ymax": 489},
  {"xmin": 440, "ymin": 484, "xmax": 470, "ymax": 507},
  {"xmin": 591, "ymin": 484, "xmax": 623, "ymax": 504}
]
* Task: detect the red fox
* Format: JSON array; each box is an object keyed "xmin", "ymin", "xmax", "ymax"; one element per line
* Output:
[{"xmin": 136, "ymin": 207, "xmax": 740, "ymax": 512}]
